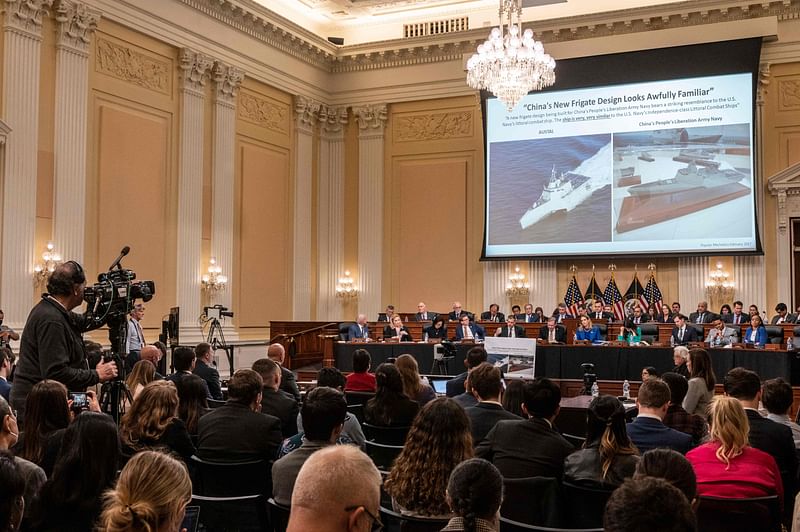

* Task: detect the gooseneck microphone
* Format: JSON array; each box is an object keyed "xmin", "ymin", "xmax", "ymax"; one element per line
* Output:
[{"xmin": 108, "ymin": 246, "xmax": 130, "ymax": 271}]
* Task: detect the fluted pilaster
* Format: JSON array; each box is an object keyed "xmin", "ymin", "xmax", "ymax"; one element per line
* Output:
[
  {"xmin": 530, "ymin": 260, "xmax": 557, "ymax": 312},
  {"xmin": 483, "ymin": 262, "xmax": 509, "ymax": 314},
  {"xmin": 734, "ymin": 255, "xmax": 766, "ymax": 313},
  {"xmin": 678, "ymin": 257, "xmax": 709, "ymax": 310},
  {"xmin": 316, "ymin": 105, "xmax": 347, "ymax": 320},
  {"xmin": 2, "ymin": 0, "xmax": 52, "ymax": 328},
  {"xmin": 354, "ymin": 104, "xmax": 387, "ymax": 321}
]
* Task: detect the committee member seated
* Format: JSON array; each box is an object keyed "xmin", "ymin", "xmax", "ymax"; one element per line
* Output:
[
  {"xmin": 772, "ymin": 302, "xmax": 796, "ymax": 324},
  {"xmin": 727, "ymin": 300, "xmax": 749, "ymax": 325},
  {"xmin": 480, "ymin": 303, "xmax": 504, "ymax": 323},
  {"xmin": 344, "ymin": 349, "xmax": 376, "ymax": 392},
  {"xmin": 744, "ymin": 314, "xmax": 768, "ymax": 347},
  {"xmin": 346, "ymin": 314, "xmax": 371, "ymax": 341},
  {"xmin": 704, "ymin": 318, "xmax": 738, "ymax": 345},
  {"xmin": 377, "ymin": 304, "xmax": 395, "ymax": 322},
  {"xmin": 423, "ymin": 316, "xmax": 447, "ymax": 339},
  {"xmin": 591, "ymin": 300, "xmax": 613, "ymax": 322},
  {"xmin": 626, "ymin": 378, "xmax": 692, "ymax": 454},
  {"xmin": 554, "ymin": 303, "xmax": 574, "ymax": 323},
  {"xmin": 671, "ymin": 314, "xmax": 699, "ymax": 346},
  {"xmin": 383, "ymin": 315, "xmax": 412, "ymax": 341},
  {"xmin": 414, "ymin": 302, "xmax": 436, "ymax": 322},
  {"xmin": 539, "ymin": 316, "xmax": 566, "ymax": 344},
  {"xmin": 517, "ymin": 303, "xmax": 539, "ymax": 323},
  {"xmin": 448, "ymin": 301, "xmax": 472, "ymax": 322},
  {"xmin": 446, "ymin": 346, "xmax": 487, "ymax": 398},
  {"xmin": 495, "ymin": 315, "xmax": 525, "ymax": 338},
  {"xmin": 689, "ymin": 301, "xmax": 715, "ymax": 324},
  {"xmin": 630, "ymin": 305, "xmax": 649, "ymax": 324},
  {"xmin": 454, "ymin": 314, "xmax": 485, "ymax": 341},
  {"xmin": 575, "ymin": 315, "xmax": 602, "ymax": 343}
]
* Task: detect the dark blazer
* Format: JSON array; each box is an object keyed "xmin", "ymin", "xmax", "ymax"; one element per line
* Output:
[
  {"xmin": 688, "ymin": 311, "xmax": 714, "ymax": 324},
  {"xmin": 671, "ymin": 325, "xmax": 699, "ymax": 345},
  {"xmin": 347, "ymin": 323, "xmax": 370, "ymax": 340},
  {"xmin": 465, "ymin": 402, "xmax": 521, "ymax": 445},
  {"xmin": 448, "ymin": 311, "xmax": 473, "ymax": 322},
  {"xmin": 453, "ymin": 392, "xmax": 478, "ymax": 409},
  {"xmin": 476, "ymin": 417, "xmax": 575, "ymax": 479},
  {"xmin": 629, "ymin": 315, "xmax": 649, "ymax": 324},
  {"xmin": 167, "ymin": 371, "xmax": 211, "ymax": 397},
  {"xmin": 480, "ymin": 311, "xmax": 505, "ymax": 323},
  {"xmin": 454, "ymin": 323, "xmax": 485, "ymax": 341},
  {"xmin": 260, "ymin": 387, "xmax": 300, "ymax": 438},
  {"xmin": 590, "ymin": 312, "xmax": 614, "ymax": 321},
  {"xmin": 539, "ymin": 325, "xmax": 567, "ymax": 343},
  {"xmin": 423, "ymin": 324, "xmax": 448, "ymax": 339},
  {"xmin": 625, "ymin": 416, "xmax": 692, "ymax": 454},
  {"xmin": 446, "ymin": 372, "xmax": 467, "ymax": 397},
  {"xmin": 727, "ymin": 312, "xmax": 750, "ymax": 325},
  {"xmin": 516, "ymin": 313, "xmax": 540, "ymax": 323},
  {"xmin": 554, "ymin": 313, "xmax": 574, "ymax": 323},
  {"xmin": 771, "ymin": 314, "xmax": 796, "ymax": 324},
  {"xmin": 383, "ymin": 325, "xmax": 413, "ymax": 341},
  {"xmin": 743, "ymin": 326, "xmax": 768, "ymax": 346},
  {"xmin": 657, "ymin": 313, "xmax": 674, "ymax": 323},
  {"xmin": 280, "ymin": 365, "xmax": 301, "ymax": 402},
  {"xmin": 122, "ymin": 417, "xmax": 196, "ymax": 463},
  {"xmin": 193, "ymin": 359, "xmax": 223, "ymax": 400},
  {"xmin": 414, "ymin": 312, "xmax": 438, "ymax": 322},
  {"xmin": 364, "ymin": 396, "xmax": 419, "ymax": 427},
  {"xmin": 0, "ymin": 378, "xmax": 10, "ymax": 401},
  {"xmin": 197, "ymin": 401, "xmax": 283, "ymax": 461},
  {"xmin": 496, "ymin": 325, "xmax": 526, "ymax": 338},
  {"xmin": 745, "ymin": 409, "xmax": 798, "ymax": 504}
]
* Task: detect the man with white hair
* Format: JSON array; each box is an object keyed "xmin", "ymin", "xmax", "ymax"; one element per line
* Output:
[
  {"xmin": 347, "ymin": 314, "xmax": 371, "ymax": 341},
  {"xmin": 287, "ymin": 445, "xmax": 382, "ymax": 532},
  {"xmin": 268, "ymin": 343, "xmax": 301, "ymax": 402}
]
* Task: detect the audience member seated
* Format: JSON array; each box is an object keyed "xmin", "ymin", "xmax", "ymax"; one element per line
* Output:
[
  {"xmin": 0, "ymin": 347, "xmax": 14, "ymax": 401},
  {"xmin": 476, "ymin": 378, "xmax": 574, "ymax": 478},
  {"xmin": 480, "ymin": 303, "xmax": 505, "ymax": 323},
  {"xmin": 661, "ymin": 372, "xmax": 708, "ymax": 446},
  {"xmin": 166, "ymin": 347, "xmax": 210, "ymax": 399},
  {"xmin": 385, "ymin": 398, "xmax": 473, "ymax": 517},
  {"xmin": 252, "ymin": 358, "xmax": 299, "ymax": 438},
  {"xmin": 268, "ymin": 343, "xmax": 301, "ymax": 402},
  {"xmin": 446, "ymin": 346, "xmax": 487, "ymax": 398},
  {"xmin": 672, "ymin": 346, "xmax": 690, "ymax": 378},
  {"xmin": 14, "ymin": 380, "xmax": 70, "ymax": 473},
  {"xmin": 120, "ymin": 380, "xmax": 195, "ymax": 462},
  {"xmin": 363, "ymin": 363, "xmax": 419, "ymax": 427},
  {"xmin": 604, "ymin": 477, "xmax": 697, "ymax": 532},
  {"xmin": 192, "ymin": 342, "xmax": 223, "ymax": 400},
  {"xmin": 139, "ymin": 345, "xmax": 164, "ymax": 379},
  {"xmin": 27, "ymin": 412, "xmax": 120, "ymax": 532},
  {"xmin": 687, "ymin": 395, "xmax": 783, "ymax": 504},
  {"xmin": 287, "ymin": 445, "xmax": 382, "ymax": 532},
  {"xmin": 344, "ymin": 349, "xmax": 377, "ymax": 392},
  {"xmin": 0, "ymin": 451, "xmax": 24, "ymax": 532},
  {"xmin": 453, "ymin": 374, "xmax": 478, "ymax": 409},
  {"xmin": 100, "ymin": 450, "xmax": 192, "ymax": 532},
  {"xmin": 564, "ymin": 395, "xmax": 639, "ymax": 487},
  {"xmin": 384, "ymin": 315, "xmax": 413, "ymax": 341},
  {"xmin": 641, "ymin": 366, "xmax": 658, "ymax": 381},
  {"xmin": 683, "ymin": 348, "xmax": 716, "ymax": 417},
  {"xmin": 672, "ymin": 314, "xmax": 699, "ymax": 346},
  {"xmin": 174, "ymin": 373, "xmax": 210, "ymax": 438},
  {"xmin": 272, "ymin": 387, "xmax": 347, "ymax": 507},
  {"xmin": 423, "ymin": 316, "xmax": 447, "ymax": 339},
  {"xmin": 454, "ymin": 314, "xmax": 485, "ymax": 341},
  {"xmin": 464, "ymin": 363, "xmax": 520, "ymax": 446},
  {"xmin": 396, "ymin": 354, "xmax": 435, "ymax": 406},
  {"xmin": 501, "ymin": 379, "xmax": 526, "ymax": 418},
  {"xmin": 626, "ymin": 378, "xmax": 692, "ymax": 454},
  {"xmin": 443, "ymin": 458, "xmax": 503, "ymax": 532},
  {"xmin": 744, "ymin": 314, "xmax": 768, "ymax": 347},
  {"xmin": 125, "ymin": 359, "xmax": 156, "ymax": 401},
  {"xmin": 197, "ymin": 369, "xmax": 282, "ymax": 461},
  {"xmin": 0, "ymin": 396, "xmax": 45, "ymax": 520},
  {"xmin": 633, "ymin": 448, "xmax": 698, "ymax": 505},
  {"xmin": 539, "ymin": 316, "xmax": 567, "ymax": 343},
  {"xmin": 762, "ymin": 378, "xmax": 800, "ymax": 448}
]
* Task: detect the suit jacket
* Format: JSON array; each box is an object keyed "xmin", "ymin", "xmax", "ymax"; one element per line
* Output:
[
  {"xmin": 554, "ymin": 313, "xmax": 574, "ymax": 324},
  {"xmin": 771, "ymin": 314, "xmax": 796, "ymax": 324},
  {"xmin": 448, "ymin": 311, "xmax": 473, "ymax": 322},
  {"xmin": 446, "ymin": 372, "xmax": 468, "ymax": 397},
  {"xmin": 657, "ymin": 314, "xmax": 674, "ymax": 323},
  {"xmin": 279, "ymin": 365, "xmax": 301, "ymax": 402},
  {"xmin": 625, "ymin": 415, "xmax": 692, "ymax": 454},
  {"xmin": 271, "ymin": 440, "xmax": 330, "ymax": 506},
  {"xmin": 689, "ymin": 311, "xmax": 714, "ymax": 324},
  {"xmin": 745, "ymin": 409, "xmax": 798, "ymax": 502},
  {"xmin": 414, "ymin": 312, "xmax": 437, "ymax": 322},
  {"xmin": 347, "ymin": 323, "xmax": 370, "ymax": 340},
  {"xmin": 705, "ymin": 326, "xmax": 739, "ymax": 345},
  {"xmin": 453, "ymin": 392, "xmax": 478, "ymax": 409},
  {"xmin": 480, "ymin": 311, "xmax": 505, "ymax": 323},
  {"xmin": 744, "ymin": 326, "xmax": 768, "ymax": 346},
  {"xmin": 197, "ymin": 401, "xmax": 283, "ymax": 461},
  {"xmin": 465, "ymin": 402, "xmax": 521, "ymax": 446},
  {"xmin": 590, "ymin": 312, "xmax": 614, "ymax": 322},
  {"xmin": 671, "ymin": 325, "xmax": 699, "ymax": 345},
  {"xmin": 496, "ymin": 325, "xmax": 526, "ymax": 338},
  {"xmin": 629, "ymin": 315, "xmax": 649, "ymax": 324},
  {"xmin": 193, "ymin": 360, "xmax": 223, "ymax": 400},
  {"xmin": 454, "ymin": 323, "xmax": 485, "ymax": 341},
  {"xmin": 575, "ymin": 326, "xmax": 602, "ymax": 343},
  {"xmin": 383, "ymin": 325, "xmax": 413, "ymax": 341},
  {"xmin": 539, "ymin": 325, "xmax": 567, "ymax": 343},
  {"xmin": 167, "ymin": 371, "xmax": 211, "ymax": 397},
  {"xmin": 727, "ymin": 312, "xmax": 750, "ymax": 325},
  {"xmin": 476, "ymin": 417, "xmax": 574, "ymax": 479},
  {"xmin": 517, "ymin": 313, "xmax": 540, "ymax": 323},
  {"xmin": 0, "ymin": 377, "xmax": 10, "ymax": 401},
  {"xmin": 423, "ymin": 324, "xmax": 448, "ymax": 339},
  {"xmin": 260, "ymin": 387, "xmax": 300, "ymax": 438}
]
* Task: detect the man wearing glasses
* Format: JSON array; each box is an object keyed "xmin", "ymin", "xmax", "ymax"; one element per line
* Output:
[{"xmin": 288, "ymin": 445, "xmax": 383, "ymax": 531}]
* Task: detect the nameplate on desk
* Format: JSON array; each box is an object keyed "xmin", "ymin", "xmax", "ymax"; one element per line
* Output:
[
  {"xmin": 460, "ymin": 339, "xmax": 476, "ymax": 344},
  {"xmin": 573, "ymin": 340, "xmax": 591, "ymax": 346},
  {"xmin": 351, "ymin": 338, "xmax": 368, "ymax": 343}
]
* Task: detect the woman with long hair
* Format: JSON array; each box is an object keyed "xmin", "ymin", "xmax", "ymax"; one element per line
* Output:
[
  {"xmin": 383, "ymin": 315, "xmax": 413, "ymax": 341},
  {"xmin": 564, "ymin": 395, "xmax": 639, "ymax": 487},
  {"xmin": 174, "ymin": 374, "xmax": 209, "ymax": 437},
  {"xmin": 364, "ymin": 363, "xmax": 419, "ymax": 427},
  {"xmin": 501, "ymin": 379, "xmax": 526, "ymax": 418},
  {"xmin": 443, "ymin": 458, "xmax": 503, "ymax": 532},
  {"xmin": 119, "ymin": 380, "xmax": 195, "ymax": 462},
  {"xmin": 658, "ymin": 304, "xmax": 673, "ymax": 323},
  {"xmin": 424, "ymin": 316, "xmax": 448, "ymax": 340},
  {"xmin": 395, "ymin": 354, "xmax": 435, "ymax": 406},
  {"xmin": 575, "ymin": 316, "xmax": 601, "ymax": 343},
  {"xmin": 744, "ymin": 313, "xmax": 768, "ymax": 347},
  {"xmin": 682, "ymin": 348, "xmax": 716, "ymax": 417},
  {"xmin": 100, "ymin": 450, "xmax": 192, "ymax": 532},
  {"xmin": 16, "ymin": 380, "xmax": 70, "ymax": 467},
  {"xmin": 26, "ymin": 412, "xmax": 120, "ymax": 532},
  {"xmin": 0, "ymin": 451, "xmax": 25, "ymax": 532},
  {"xmin": 687, "ymin": 396, "xmax": 782, "ymax": 501},
  {"xmin": 125, "ymin": 360, "xmax": 156, "ymax": 401},
  {"xmin": 385, "ymin": 398, "xmax": 473, "ymax": 517}
]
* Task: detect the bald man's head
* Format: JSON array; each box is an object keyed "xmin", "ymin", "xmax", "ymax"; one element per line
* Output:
[
  {"xmin": 267, "ymin": 343, "xmax": 285, "ymax": 364},
  {"xmin": 140, "ymin": 345, "xmax": 161, "ymax": 364}
]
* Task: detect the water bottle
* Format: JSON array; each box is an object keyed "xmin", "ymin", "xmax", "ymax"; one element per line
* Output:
[
  {"xmin": 423, "ymin": 332, "xmax": 428, "ymax": 342},
  {"xmin": 714, "ymin": 333, "xmax": 721, "ymax": 347},
  {"xmin": 622, "ymin": 379, "xmax": 630, "ymax": 400},
  {"xmin": 670, "ymin": 335, "xmax": 675, "ymax": 347},
  {"xmin": 591, "ymin": 381, "xmax": 599, "ymax": 398},
  {"xmin": 788, "ymin": 337, "xmax": 794, "ymax": 352}
]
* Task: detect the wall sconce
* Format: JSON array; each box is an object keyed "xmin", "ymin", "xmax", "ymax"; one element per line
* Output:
[
  {"xmin": 705, "ymin": 261, "xmax": 735, "ymax": 300},
  {"xmin": 505, "ymin": 266, "xmax": 530, "ymax": 296},
  {"xmin": 33, "ymin": 242, "xmax": 62, "ymax": 286},
  {"xmin": 201, "ymin": 257, "xmax": 227, "ymax": 293},
  {"xmin": 335, "ymin": 270, "xmax": 359, "ymax": 299}
]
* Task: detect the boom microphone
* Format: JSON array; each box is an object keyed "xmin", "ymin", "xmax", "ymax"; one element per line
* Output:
[{"xmin": 108, "ymin": 246, "xmax": 130, "ymax": 271}]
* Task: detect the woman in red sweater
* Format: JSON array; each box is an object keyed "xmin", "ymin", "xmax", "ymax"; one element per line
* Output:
[
  {"xmin": 687, "ymin": 395, "xmax": 783, "ymax": 505},
  {"xmin": 345, "ymin": 348, "xmax": 376, "ymax": 392}
]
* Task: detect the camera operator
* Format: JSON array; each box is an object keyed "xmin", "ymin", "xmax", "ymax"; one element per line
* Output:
[{"xmin": 10, "ymin": 261, "xmax": 118, "ymax": 422}]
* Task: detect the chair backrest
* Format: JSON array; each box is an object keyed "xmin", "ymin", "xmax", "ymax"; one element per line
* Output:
[
  {"xmin": 695, "ymin": 495, "xmax": 781, "ymax": 532},
  {"xmin": 560, "ymin": 481, "xmax": 615, "ymax": 529},
  {"xmin": 347, "ymin": 403, "xmax": 365, "ymax": 424},
  {"xmin": 345, "ymin": 390, "xmax": 375, "ymax": 406},
  {"xmin": 501, "ymin": 476, "xmax": 561, "ymax": 527},
  {"xmin": 339, "ymin": 322, "xmax": 356, "ymax": 341},
  {"xmin": 191, "ymin": 494, "xmax": 269, "ymax": 532},
  {"xmin": 267, "ymin": 497, "xmax": 290, "ymax": 532},
  {"xmin": 208, "ymin": 398, "xmax": 226, "ymax": 409},
  {"xmin": 363, "ymin": 423, "xmax": 411, "ymax": 445},
  {"xmin": 379, "ymin": 505, "xmax": 450, "ymax": 532},
  {"xmin": 639, "ymin": 323, "xmax": 659, "ymax": 340},
  {"xmin": 765, "ymin": 325, "xmax": 784, "ymax": 344},
  {"xmin": 499, "ymin": 516, "xmax": 604, "ymax": 531},
  {"xmin": 595, "ymin": 323, "xmax": 607, "ymax": 340},
  {"xmin": 688, "ymin": 323, "xmax": 704, "ymax": 336},
  {"xmin": 365, "ymin": 440, "xmax": 403, "ymax": 472},
  {"xmin": 561, "ymin": 433, "xmax": 586, "ymax": 449},
  {"xmin": 189, "ymin": 455, "xmax": 271, "ymax": 497}
]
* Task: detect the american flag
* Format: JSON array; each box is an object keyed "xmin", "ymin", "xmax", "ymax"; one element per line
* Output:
[
  {"xmin": 584, "ymin": 273, "xmax": 603, "ymax": 305},
  {"xmin": 564, "ymin": 275, "xmax": 584, "ymax": 317},
  {"xmin": 643, "ymin": 271, "xmax": 664, "ymax": 312},
  {"xmin": 624, "ymin": 273, "xmax": 648, "ymax": 311},
  {"xmin": 604, "ymin": 274, "xmax": 625, "ymax": 320}
]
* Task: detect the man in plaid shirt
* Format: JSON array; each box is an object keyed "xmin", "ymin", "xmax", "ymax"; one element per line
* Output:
[{"xmin": 661, "ymin": 372, "xmax": 708, "ymax": 446}]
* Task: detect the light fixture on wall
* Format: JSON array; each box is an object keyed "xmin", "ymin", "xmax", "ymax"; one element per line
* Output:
[
  {"xmin": 335, "ymin": 270, "xmax": 359, "ymax": 299},
  {"xmin": 466, "ymin": 0, "xmax": 556, "ymax": 111},
  {"xmin": 33, "ymin": 242, "xmax": 62, "ymax": 286},
  {"xmin": 506, "ymin": 266, "xmax": 530, "ymax": 296},
  {"xmin": 705, "ymin": 261, "xmax": 735, "ymax": 301},
  {"xmin": 201, "ymin": 257, "xmax": 227, "ymax": 293}
]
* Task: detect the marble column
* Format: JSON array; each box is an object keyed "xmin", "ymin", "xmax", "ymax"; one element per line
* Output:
[
  {"xmin": 210, "ymin": 61, "xmax": 243, "ymax": 314},
  {"xmin": 354, "ymin": 104, "xmax": 387, "ymax": 321},
  {"xmin": 52, "ymin": 0, "xmax": 98, "ymax": 263},
  {"xmin": 734, "ymin": 255, "xmax": 766, "ymax": 313},
  {"xmin": 2, "ymin": 0, "xmax": 53, "ymax": 328},
  {"xmin": 292, "ymin": 96, "xmax": 319, "ymax": 320},
  {"xmin": 678, "ymin": 257, "xmax": 709, "ymax": 310},
  {"xmin": 177, "ymin": 49, "xmax": 213, "ymax": 327},
  {"xmin": 316, "ymin": 105, "xmax": 347, "ymax": 320},
  {"xmin": 530, "ymin": 260, "xmax": 557, "ymax": 311}
]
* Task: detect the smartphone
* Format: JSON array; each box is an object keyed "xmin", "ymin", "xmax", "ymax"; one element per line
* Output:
[
  {"xmin": 181, "ymin": 506, "xmax": 200, "ymax": 532},
  {"xmin": 69, "ymin": 392, "xmax": 88, "ymax": 409}
]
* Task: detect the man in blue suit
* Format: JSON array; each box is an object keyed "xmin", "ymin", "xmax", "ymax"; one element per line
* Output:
[
  {"xmin": 626, "ymin": 378, "xmax": 692, "ymax": 454},
  {"xmin": 347, "ymin": 314, "xmax": 371, "ymax": 341},
  {"xmin": 454, "ymin": 314, "xmax": 485, "ymax": 341}
]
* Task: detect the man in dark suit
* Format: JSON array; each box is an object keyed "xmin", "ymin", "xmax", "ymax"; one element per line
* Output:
[
  {"xmin": 414, "ymin": 302, "xmax": 437, "ymax": 322},
  {"xmin": 167, "ymin": 346, "xmax": 210, "ymax": 396},
  {"xmin": 626, "ymin": 378, "xmax": 692, "ymax": 454},
  {"xmin": 346, "ymin": 314, "xmax": 371, "ymax": 341},
  {"xmin": 539, "ymin": 317, "xmax": 566, "ymax": 343},
  {"xmin": 193, "ymin": 342, "xmax": 223, "ymax": 400},
  {"xmin": 268, "ymin": 343, "xmax": 301, "ymax": 402},
  {"xmin": 726, "ymin": 300, "xmax": 749, "ymax": 325},
  {"xmin": 197, "ymin": 369, "xmax": 283, "ymax": 461},
  {"xmin": 724, "ymin": 368, "xmax": 798, "ymax": 509},
  {"xmin": 630, "ymin": 305, "xmax": 649, "ymax": 325},
  {"xmin": 671, "ymin": 314, "xmax": 698, "ymax": 345},
  {"xmin": 253, "ymin": 357, "xmax": 300, "ymax": 438},
  {"xmin": 771, "ymin": 302, "xmax": 796, "ymax": 324},
  {"xmin": 465, "ymin": 363, "xmax": 520, "ymax": 445},
  {"xmin": 495, "ymin": 315, "xmax": 525, "ymax": 338},
  {"xmin": 688, "ymin": 301, "xmax": 715, "ymax": 324},
  {"xmin": 517, "ymin": 303, "xmax": 539, "ymax": 323},
  {"xmin": 454, "ymin": 314, "xmax": 485, "ymax": 341},
  {"xmin": 446, "ymin": 346, "xmax": 487, "ymax": 397},
  {"xmin": 590, "ymin": 300, "xmax": 613, "ymax": 322},
  {"xmin": 0, "ymin": 348, "xmax": 13, "ymax": 401},
  {"xmin": 476, "ymin": 378, "xmax": 574, "ymax": 478},
  {"xmin": 448, "ymin": 301, "xmax": 472, "ymax": 322},
  {"xmin": 480, "ymin": 303, "xmax": 505, "ymax": 323},
  {"xmin": 554, "ymin": 303, "xmax": 574, "ymax": 324}
]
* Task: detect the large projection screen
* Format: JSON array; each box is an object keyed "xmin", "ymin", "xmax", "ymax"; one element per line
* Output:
[{"xmin": 482, "ymin": 39, "xmax": 763, "ymax": 260}]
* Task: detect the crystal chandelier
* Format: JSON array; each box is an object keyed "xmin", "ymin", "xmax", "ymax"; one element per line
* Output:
[
  {"xmin": 505, "ymin": 266, "xmax": 530, "ymax": 296},
  {"xmin": 33, "ymin": 241, "xmax": 62, "ymax": 286},
  {"xmin": 335, "ymin": 270, "xmax": 359, "ymax": 299},
  {"xmin": 201, "ymin": 257, "xmax": 227, "ymax": 293},
  {"xmin": 466, "ymin": 0, "xmax": 556, "ymax": 111}
]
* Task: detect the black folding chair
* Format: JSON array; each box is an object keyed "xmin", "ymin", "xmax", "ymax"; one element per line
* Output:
[
  {"xmin": 500, "ymin": 476, "xmax": 561, "ymax": 527},
  {"xmin": 362, "ymin": 423, "xmax": 410, "ymax": 445},
  {"xmin": 345, "ymin": 391, "xmax": 375, "ymax": 405},
  {"xmin": 695, "ymin": 495, "xmax": 781, "ymax": 532},
  {"xmin": 267, "ymin": 497, "xmax": 291, "ymax": 532},
  {"xmin": 191, "ymin": 494, "xmax": 269, "ymax": 532},
  {"xmin": 379, "ymin": 505, "xmax": 450, "ymax": 532},
  {"xmin": 499, "ymin": 516, "xmax": 603, "ymax": 532},
  {"xmin": 365, "ymin": 440, "xmax": 403, "ymax": 472},
  {"xmin": 347, "ymin": 403, "xmax": 365, "ymax": 424},
  {"xmin": 560, "ymin": 481, "xmax": 615, "ymax": 529}
]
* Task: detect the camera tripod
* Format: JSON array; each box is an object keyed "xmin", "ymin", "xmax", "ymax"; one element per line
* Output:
[
  {"xmin": 206, "ymin": 317, "xmax": 227, "ymax": 350},
  {"xmin": 100, "ymin": 317, "xmax": 134, "ymax": 424}
]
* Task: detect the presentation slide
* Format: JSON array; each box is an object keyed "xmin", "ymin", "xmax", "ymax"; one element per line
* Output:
[{"xmin": 484, "ymin": 72, "xmax": 756, "ymax": 258}]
